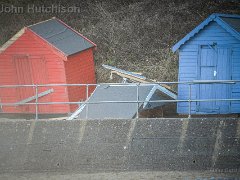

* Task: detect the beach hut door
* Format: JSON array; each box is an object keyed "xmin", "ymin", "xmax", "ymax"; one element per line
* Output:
[{"xmin": 197, "ymin": 46, "xmax": 230, "ymax": 113}]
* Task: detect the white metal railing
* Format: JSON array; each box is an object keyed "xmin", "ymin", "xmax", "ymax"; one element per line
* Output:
[{"xmin": 0, "ymin": 80, "xmax": 240, "ymax": 120}]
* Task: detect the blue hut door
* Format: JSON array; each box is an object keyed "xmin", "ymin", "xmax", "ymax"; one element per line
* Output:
[
  {"xmin": 197, "ymin": 46, "xmax": 217, "ymax": 113},
  {"xmin": 215, "ymin": 48, "xmax": 231, "ymax": 113},
  {"xmin": 197, "ymin": 46, "xmax": 231, "ymax": 113}
]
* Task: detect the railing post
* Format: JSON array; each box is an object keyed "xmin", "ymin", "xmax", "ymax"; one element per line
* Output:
[
  {"xmin": 188, "ymin": 83, "xmax": 192, "ymax": 118},
  {"xmin": 35, "ymin": 84, "xmax": 38, "ymax": 120},
  {"xmin": 136, "ymin": 83, "xmax": 139, "ymax": 119},
  {"xmin": 0, "ymin": 97, "xmax": 2, "ymax": 112},
  {"xmin": 86, "ymin": 84, "xmax": 89, "ymax": 119}
]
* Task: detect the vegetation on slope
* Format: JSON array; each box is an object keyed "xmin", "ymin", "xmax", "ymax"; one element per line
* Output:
[{"xmin": 0, "ymin": 0, "xmax": 239, "ymax": 82}]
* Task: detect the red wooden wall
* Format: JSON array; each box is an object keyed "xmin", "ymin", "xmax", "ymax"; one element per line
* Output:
[
  {"xmin": 0, "ymin": 29, "xmax": 69, "ymax": 113},
  {"xmin": 64, "ymin": 48, "xmax": 96, "ymax": 112},
  {"xmin": 0, "ymin": 28, "xmax": 96, "ymax": 114}
]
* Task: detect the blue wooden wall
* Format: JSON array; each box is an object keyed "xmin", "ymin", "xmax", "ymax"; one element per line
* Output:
[{"xmin": 177, "ymin": 21, "xmax": 240, "ymax": 114}]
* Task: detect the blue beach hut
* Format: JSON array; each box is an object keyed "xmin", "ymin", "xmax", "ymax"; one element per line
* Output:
[{"xmin": 172, "ymin": 13, "xmax": 240, "ymax": 114}]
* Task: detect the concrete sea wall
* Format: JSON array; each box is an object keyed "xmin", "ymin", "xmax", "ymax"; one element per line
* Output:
[{"xmin": 0, "ymin": 118, "xmax": 239, "ymax": 173}]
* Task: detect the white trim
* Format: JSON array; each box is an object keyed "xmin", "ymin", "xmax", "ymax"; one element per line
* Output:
[
  {"xmin": 67, "ymin": 104, "xmax": 86, "ymax": 120},
  {"xmin": 143, "ymin": 84, "xmax": 177, "ymax": 109},
  {"xmin": 27, "ymin": 18, "xmax": 55, "ymax": 28},
  {"xmin": 0, "ymin": 28, "xmax": 25, "ymax": 53},
  {"xmin": 143, "ymin": 85, "xmax": 157, "ymax": 108},
  {"xmin": 67, "ymin": 85, "xmax": 99, "ymax": 120},
  {"xmin": 155, "ymin": 85, "xmax": 177, "ymax": 100}
]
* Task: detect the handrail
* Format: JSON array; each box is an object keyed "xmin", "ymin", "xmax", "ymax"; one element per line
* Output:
[
  {"xmin": 0, "ymin": 80, "xmax": 239, "ymax": 88},
  {"xmin": 0, "ymin": 80, "xmax": 239, "ymax": 120}
]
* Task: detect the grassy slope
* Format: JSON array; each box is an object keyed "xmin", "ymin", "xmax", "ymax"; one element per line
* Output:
[{"xmin": 0, "ymin": 0, "xmax": 239, "ymax": 83}]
